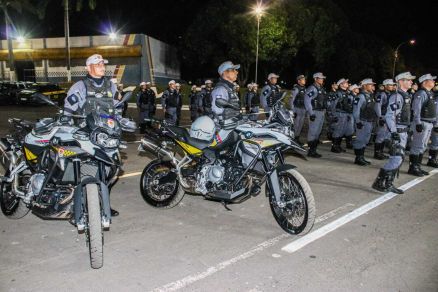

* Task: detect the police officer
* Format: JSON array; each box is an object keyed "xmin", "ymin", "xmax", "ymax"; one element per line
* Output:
[
  {"xmin": 330, "ymin": 78, "xmax": 350, "ymax": 153},
  {"xmin": 427, "ymin": 84, "xmax": 438, "ymax": 167},
  {"xmin": 189, "ymin": 85, "xmax": 199, "ymax": 122},
  {"xmin": 408, "ymin": 73, "xmax": 437, "ymax": 176},
  {"xmin": 64, "ymin": 53, "xmax": 119, "ymax": 216},
  {"xmin": 244, "ymin": 83, "xmax": 260, "ymax": 121},
  {"xmin": 234, "ymin": 83, "xmax": 241, "ymax": 100},
  {"xmin": 372, "ymin": 72, "xmax": 416, "ymax": 194},
  {"xmin": 211, "ymin": 61, "xmax": 241, "ymax": 123},
  {"xmin": 136, "ymin": 81, "xmax": 156, "ymax": 133},
  {"xmin": 304, "ymin": 72, "xmax": 327, "ymax": 158},
  {"xmin": 352, "ymin": 78, "xmax": 378, "ymax": 166},
  {"xmin": 261, "ymin": 73, "xmax": 281, "ymax": 118},
  {"xmin": 373, "ymin": 79, "xmax": 396, "ymax": 159},
  {"xmin": 161, "ymin": 80, "xmax": 180, "ymax": 125},
  {"xmin": 289, "ymin": 75, "xmax": 307, "ymax": 144},
  {"xmin": 175, "ymin": 83, "xmax": 183, "ymax": 126},
  {"xmin": 326, "ymin": 82, "xmax": 339, "ymax": 141},
  {"xmin": 345, "ymin": 84, "xmax": 360, "ymax": 149},
  {"xmin": 116, "ymin": 83, "xmax": 128, "ymax": 117},
  {"xmin": 200, "ymin": 80, "xmax": 214, "ymax": 117}
]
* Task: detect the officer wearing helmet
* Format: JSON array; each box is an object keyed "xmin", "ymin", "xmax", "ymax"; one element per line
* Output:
[
  {"xmin": 304, "ymin": 72, "xmax": 328, "ymax": 158},
  {"xmin": 289, "ymin": 75, "xmax": 307, "ymax": 144},
  {"xmin": 260, "ymin": 73, "xmax": 281, "ymax": 117},
  {"xmin": 189, "ymin": 85, "xmax": 199, "ymax": 122},
  {"xmin": 344, "ymin": 84, "xmax": 360, "ymax": 149},
  {"xmin": 330, "ymin": 78, "xmax": 350, "ymax": 153},
  {"xmin": 211, "ymin": 61, "xmax": 241, "ymax": 124},
  {"xmin": 409, "ymin": 73, "xmax": 437, "ymax": 176},
  {"xmin": 136, "ymin": 81, "xmax": 156, "ymax": 133},
  {"xmin": 372, "ymin": 72, "xmax": 416, "ymax": 194},
  {"xmin": 64, "ymin": 53, "xmax": 119, "ymax": 216},
  {"xmin": 161, "ymin": 80, "xmax": 180, "ymax": 125},
  {"xmin": 200, "ymin": 80, "xmax": 214, "ymax": 117}
]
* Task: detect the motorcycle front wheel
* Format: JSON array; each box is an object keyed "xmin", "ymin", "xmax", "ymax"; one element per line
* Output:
[
  {"xmin": 140, "ymin": 159, "xmax": 185, "ymax": 208},
  {"xmin": 85, "ymin": 184, "xmax": 103, "ymax": 269},
  {"xmin": 267, "ymin": 169, "xmax": 315, "ymax": 235},
  {"xmin": 0, "ymin": 171, "xmax": 30, "ymax": 219}
]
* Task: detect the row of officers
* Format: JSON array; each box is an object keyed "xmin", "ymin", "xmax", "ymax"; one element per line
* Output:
[{"xmin": 136, "ymin": 66, "xmax": 438, "ymax": 195}]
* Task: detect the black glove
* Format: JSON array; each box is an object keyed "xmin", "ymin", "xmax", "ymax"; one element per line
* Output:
[
  {"xmin": 309, "ymin": 114, "xmax": 316, "ymax": 122},
  {"xmin": 332, "ymin": 117, "xmax": 339, "ymax": 123},
  {"xmin": 434, "ymin": 127, "xmax": 438, "ymax": 133},
  {"xmin": 416, "ymin": 124, "xmax": 423, "ymax": 133},
  {"xmin": 293, "ymin": 112, "xmax": 297, "ymax": 119},
  {"xmin": 356, "ymin": 122, "xmax": 363, "ymax": 129},
  {"xmin": 378, "ymin": 118, "xmax": 385, "ymax": 127},
  {"xmin": 391, "ymin": 132, "xmax": 400, "ymax": 142}
]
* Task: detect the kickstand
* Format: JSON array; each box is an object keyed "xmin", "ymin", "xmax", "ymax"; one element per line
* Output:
[{"xmin": 221, "ymin": 201, "xmax": 232, "ymax": 211}]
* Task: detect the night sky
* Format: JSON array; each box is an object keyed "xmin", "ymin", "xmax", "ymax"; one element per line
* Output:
[{"xmin": 3, "ymin": 0, "xmax": 437, "ymax": 75}]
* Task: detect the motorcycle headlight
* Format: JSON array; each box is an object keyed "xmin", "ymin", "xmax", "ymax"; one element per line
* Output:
[{"xmin": 92, "ymin": 131, "xmax": 120, "ymax": 148}]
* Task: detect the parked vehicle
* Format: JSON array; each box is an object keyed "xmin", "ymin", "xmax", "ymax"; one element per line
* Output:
[
  {"xmin": 16, "ymin": 83, "xmax": 66, "ymax": 106},
  {"xmin": 0, "ymin": 93, "xmax": 136, "ymax": 269},
  {"xmin": 138, "ymin": 98, "xmax": 315, "ymax": 235},
  {"xmin": 0, "ymin": 81, "xmax": 32, "ymax": 105}
]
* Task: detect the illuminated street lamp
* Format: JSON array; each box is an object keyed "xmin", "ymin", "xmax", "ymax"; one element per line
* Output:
[
  {"xmin": 109, "ymin": 32, "xmax": 117, "ymax": 40},
  {"xmin": 392, "ymin": 39, "xmax": 416, "ymax": 79},
  {"xmin": 252, "ymin": 1, "xmax": 265, "ymax": 84},
  {"xmin": 17, "ymin": 36, "xmax": 25, "ymax": 43}
]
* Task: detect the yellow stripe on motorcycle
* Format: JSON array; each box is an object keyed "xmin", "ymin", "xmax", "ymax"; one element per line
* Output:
[
  {"xmin": 24, "ymin": 147, "xmax": 37, "ymax": 161},
  {"xmin": 42, "ymin": 90, "xmax": 66, "ymax": 95},
  {"xmin": 176, "ymin": 141, "xmax": 203, "ymax": 156}
]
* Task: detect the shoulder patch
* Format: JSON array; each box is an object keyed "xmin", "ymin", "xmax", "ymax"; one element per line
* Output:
[
  {"xmin": 67, "ymin": 94, "xmax": 78, "ymax": 105},
  {"xmin": 390, "ymin": 103, "xmax": 397, "ymax": 111}
]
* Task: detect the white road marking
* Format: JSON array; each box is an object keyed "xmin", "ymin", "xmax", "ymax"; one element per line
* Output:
[
  {"xmin": 281, "ymin": 169, "xmax": 438, "ymax": 253},
  {"xmin": 151, "ymin": 203, "xmax": 358, "ymax": 292}
]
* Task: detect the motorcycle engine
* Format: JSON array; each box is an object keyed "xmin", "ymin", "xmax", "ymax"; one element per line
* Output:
[{"xmin": 24, "ymin": 173, "xmax": 46, "ymax": 203}]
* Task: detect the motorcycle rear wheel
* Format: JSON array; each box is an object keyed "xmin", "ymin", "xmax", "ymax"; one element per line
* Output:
[
  {"xmin": 86, "ymin": 184, "xmax": 103, "ymax": 269},
  {"xmin": 140, "ymin": 159, "xmax": 185, "ymax": 208},
  {"xmin": 268, "ymin": 169, "xmax": 315, "ymax": 235},
  {"xmin": 0, "ymin": 171, "xmax": 30, "ymax": 219}
]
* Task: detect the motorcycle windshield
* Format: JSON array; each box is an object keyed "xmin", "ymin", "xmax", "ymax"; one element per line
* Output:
[{"xmin": 84, "ymin": 97, "xmax": 121, "ymax": 136}]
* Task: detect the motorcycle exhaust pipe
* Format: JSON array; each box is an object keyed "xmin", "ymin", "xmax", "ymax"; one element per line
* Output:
[{"xmin": 140, "ymin": 138, "xmax": 175, "ymax": 163}]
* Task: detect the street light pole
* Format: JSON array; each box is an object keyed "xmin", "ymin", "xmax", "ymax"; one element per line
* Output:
[
  {"xmin": 64, "ymin": 0, "xmax": 71, "ymax": 82},
  {"xmin": 255, "ymin": 14, "xmax": 261, "ymax": 84},
  {"xmin": 392, "ymin": 39, "xmax": 415, "ymax": 79}
]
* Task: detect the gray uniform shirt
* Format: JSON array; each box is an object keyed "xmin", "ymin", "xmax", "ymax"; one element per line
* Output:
[
  {"xmin": 304, "ymin": 83, "xmax": 323, "ymax": 116},
  {"xmin": 385, "ymin": 90, "xmax": 409, "ymax": 133},
  {"xmin": 412, "ymin": 88, "xmax": 436, "ymax": 125},
  {"xmin": 64, "ymin": 78, "xmax": 117, "ymax": 116}
]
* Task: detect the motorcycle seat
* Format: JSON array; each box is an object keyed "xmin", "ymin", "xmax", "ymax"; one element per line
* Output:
[
  {"xmin": 34, "ymin": 118, "xmax": 55, "ymax": 134},
  {"xmin": 167, "ymin": 126, "xmax": 211, "ymax": 150}
]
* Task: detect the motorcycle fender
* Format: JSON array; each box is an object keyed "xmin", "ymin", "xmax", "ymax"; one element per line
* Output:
[
  {"xmin": 74, "ymin": 177, "xmax": 112, "ymax": 225},
  {"xmin": 266, "ymin": 164, "xmax": 296, "ymax": 198}
]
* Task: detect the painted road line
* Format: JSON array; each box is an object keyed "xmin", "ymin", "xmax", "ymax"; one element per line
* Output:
[
  {"xmin": 119, "ymin": 171, "xmax": 142, "ymax": 178},
  {"xmin": 151, "ymin": 203, "xmax": 358, "ymax": 292},
  {"xmin": 281, "ymin": 169, "xmax": 438, "ymax": 254}
]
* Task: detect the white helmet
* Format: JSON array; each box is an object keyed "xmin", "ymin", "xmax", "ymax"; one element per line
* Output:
[{"xmin": 189, "ymin": 116, "xmax": 216, "ymax": 142}]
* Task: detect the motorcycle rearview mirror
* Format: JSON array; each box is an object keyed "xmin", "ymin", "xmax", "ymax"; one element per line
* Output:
[{"xmin": 33, "ymin": 93, "xmax": 60, "ymax": 109}]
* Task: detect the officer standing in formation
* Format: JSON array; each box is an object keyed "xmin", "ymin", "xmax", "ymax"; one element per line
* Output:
[
  {"xmin": 200, "ymin": 80, "xmax": 214, "ymax": 117},
  {"xmin": 326, "ymin": 82, "xmax": 339, "ymax": 141},
  {"xmin": 261, "ymin": 73, "xmax": 281, "ymax": 117},
  {"xmin": 189, "ymin": 85, "xmax": 199, "ymax": 122},
  {"xmin": 161, "ymin": 80, "xmax": 180, "ymax": 125},
  {"xmin": 64, "ymin": 53, "xmax": 119, "ymax": 216},
  {"xmin": 344, "ymin": 84, "xmax": 359, "ymax": 149},
  {"xmin": 408, "ymin": 73, "xmax": 437, "ymax": 176},
  {"xmin": 373, "ymin": 79, "xmax": 396, "ymax": 159},
  {"xmin": 304, "ymin": 72, "xmax": 327, "ymax": 158},
  {"xmin": 244, "ymin": 83, "xmax": 260, "ymax": 121},
  {"xmin": 136, "ymin": 81, "xmax": 156, "ymax": 133},
  {"xmin": 330, "ymin": 78, "xmax": 350, "ymax": 153},
  {"xmin": 211, "ymin": 61, "xmax": 241, "ymax": 124},
  {"xmin": 175, "ymin": 83, "xmax": 183, "ymax": 126},
  {"xmin": 427, "ymin": 84, "xmax": 438, "ymax": 167},
  {"xmin": 289, "ymin": 75, "xmax": 307, "ymax": 144},
  {"xmin": 372, "ymin": 72, "xmax": 416, "ymax": 194},
  {"xmin": 352, "ymin": 78, "xmax": 378, "ymax": 165}
]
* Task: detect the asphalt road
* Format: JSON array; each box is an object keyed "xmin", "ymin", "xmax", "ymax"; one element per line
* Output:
[{"xmin": 0, "ymin": 105, "xmax": 437, "ymax": 292}]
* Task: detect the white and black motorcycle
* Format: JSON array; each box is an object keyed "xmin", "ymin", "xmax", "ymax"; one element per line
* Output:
[
  {"xmin": 138, "ymin": 98, "xmax": 315, "ymax": 235},
  {"xmin": 0, "ymin": 93, "xmax": 135, "ymax": 269}
]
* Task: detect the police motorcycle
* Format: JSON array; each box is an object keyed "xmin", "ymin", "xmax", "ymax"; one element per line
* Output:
[
  {"xmin": 138, "ymin": 98, "xmax": 315, "ymax": 235},
  {"xmin": 0, "ymin": 92, "xmax": 135, "ymax": 269}
]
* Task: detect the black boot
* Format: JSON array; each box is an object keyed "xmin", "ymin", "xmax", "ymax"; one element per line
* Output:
[
  {"xmin": 374, "ymin": 143, "xmax": 388, "ymax": 160},
  {"xmin": 362, "ymin": 148, "xmax": 371, "ymax": 165},
  {"xmin": 418, "ymin": 154, "xmax": 429, "ymax": 175},
  {"xmin": 345, "ymin": 135, "xmax": 353, "ymax": 149},
  {"xmin": 385, "ymin": 169, "xmax": 404, "ymax": 194},
  {"xmin": 408, "ymin": 155, "xmax": 424, "ymax": 177},
  {"xmin": 331, "ymin": 138, "xmax": 342, "ymax": 153},
  {"xmin": 111, "ymin": 208, "xmax": 119, "ymax": 217},
  {"xmin": 139, "ymin": 123, "xmax": 146, "ymax": 134},
  {"xmin": 354, "ymin": 148, "xmax": 368, "ymax": 166},
  {"xmin": 372, "ymin": 168, "xmax": 388, "ymax": 192},
  {"xmin": 427, "ymin": 149, "xmax": 438, "ymax": 167},
  {"xmin": 308, "ymin": 140, "xmax": 322, "ymax": 158}
]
